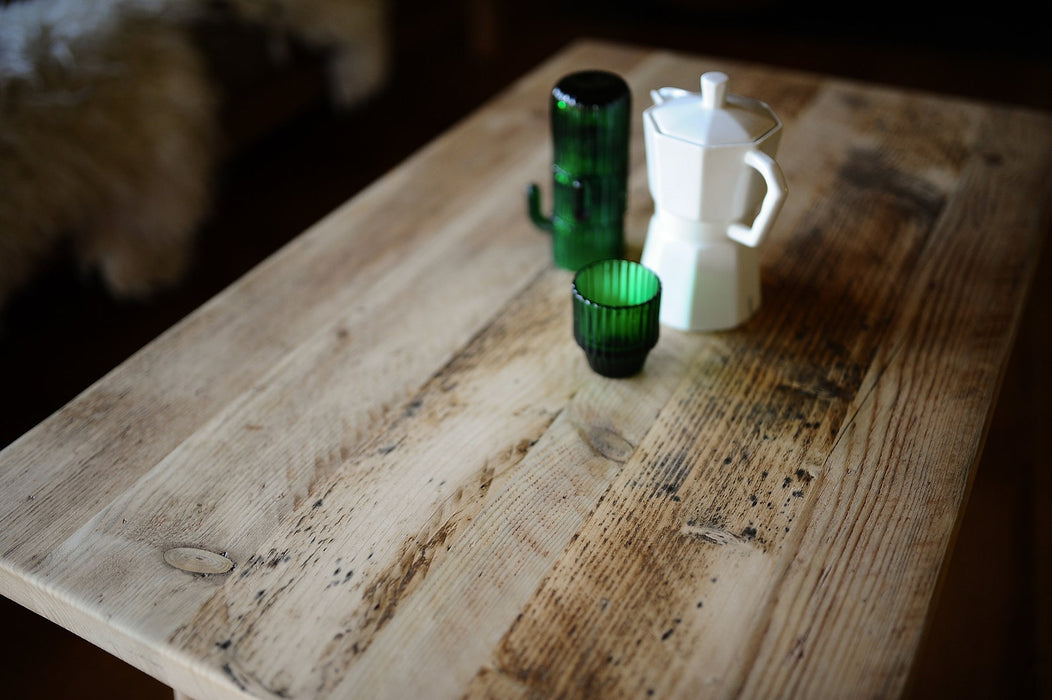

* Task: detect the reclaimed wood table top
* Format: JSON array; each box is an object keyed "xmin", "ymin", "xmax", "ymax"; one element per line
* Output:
[{"xmin": 2, "ymin": 39, "xmax": 1051, "ymax": 699}]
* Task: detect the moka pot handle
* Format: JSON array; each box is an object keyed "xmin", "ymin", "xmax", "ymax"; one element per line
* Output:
[{"xmin": 727, "ymin": 149, "xmax": 787, "ymax": 248}]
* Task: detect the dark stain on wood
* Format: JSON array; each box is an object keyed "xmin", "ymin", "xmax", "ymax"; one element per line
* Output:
[
  {"xmin": 478, "ymin": 462, "xmax": 496, "ymax": 492},
  {"xmin": 838, "ymin": 147, "xmax": 946, "ymax": 225},
  {"xmin": 775, "ymin": 376, "xmax": 853, "ymax": 403},
  {"xmin": 223, "ymin": 663, "xmax": 248, "ymax": 692},
  {"xmin": 360, "ymin": 520, "xmax": 456, "ymax": 632},
  {"xmin": 221, "ymin": 657, "xmax": 292, "ymax": 698},
  {"xmin": 649, "ymin": 450, "xmax": 692, "ymax": 500},
  {"xmin": 403, "ymin": 398, "xmax": 424, "ymax": 418}
]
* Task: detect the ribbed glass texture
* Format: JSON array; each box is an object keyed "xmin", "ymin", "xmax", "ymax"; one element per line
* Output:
[
  {"xmin": 549, "ymin": 70, "xmax": 630, "ymax": 271},
  {"xmin": 572, "ymin": 259, "xmax": 661, "ymax": 377}
]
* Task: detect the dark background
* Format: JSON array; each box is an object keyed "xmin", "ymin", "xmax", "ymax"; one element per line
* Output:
[{"xmin": 2, "ymin": 0, "xmax": 1050, "ymax": 697}]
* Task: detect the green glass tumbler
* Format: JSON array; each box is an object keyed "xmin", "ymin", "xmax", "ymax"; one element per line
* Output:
[
  {"xmin": 527, "ymin": 70, "xmax": 631, "ymax": 271},
  {"xmin": 572, "ymin": 259, "xmax": 661, "ymax": 378}
]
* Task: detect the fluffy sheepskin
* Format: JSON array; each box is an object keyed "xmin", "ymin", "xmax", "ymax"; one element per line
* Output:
[{"xmin": 0, "ymin": 0, "xmax": 389, "ymax": 310}]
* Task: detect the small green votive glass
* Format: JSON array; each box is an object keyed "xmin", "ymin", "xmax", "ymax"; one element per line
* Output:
[{"xmin": 572, "ymin": 259, "xmax": 662, "ymax": 378}]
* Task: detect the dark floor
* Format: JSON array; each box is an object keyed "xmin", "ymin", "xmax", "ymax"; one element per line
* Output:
[{"xmin": 2, "ymin": 1, "xmax": 1050, "ymax": 697}]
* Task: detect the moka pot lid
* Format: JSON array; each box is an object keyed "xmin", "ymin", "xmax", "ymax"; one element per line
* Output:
[{"xmin": 646, "ymin": 72, "xmax": 779, "ymax": 146}]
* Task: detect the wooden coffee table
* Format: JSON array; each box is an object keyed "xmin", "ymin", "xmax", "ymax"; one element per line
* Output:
[{"xmin": 2, "ymin": 40, "xmax": 1050, "ymax": 699}]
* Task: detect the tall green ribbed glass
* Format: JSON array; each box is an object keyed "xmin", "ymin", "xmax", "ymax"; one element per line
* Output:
[
  {"xmin": 572, "ymin": 259, "xmax": 661, "ymax": 377},
  {"xmin": 527, "ymin": 70, "xmax": 630, "ymax": 271}
]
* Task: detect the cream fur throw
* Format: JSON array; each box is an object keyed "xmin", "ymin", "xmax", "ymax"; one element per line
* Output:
[{"xmin": 0, "ymin": 0, "xmax": 389, "ymax": 311}]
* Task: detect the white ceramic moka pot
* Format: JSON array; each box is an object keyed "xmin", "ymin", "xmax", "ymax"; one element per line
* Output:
[{"xmin": 640, "ymin": 71, "xmax": 787, "ymax": 331}]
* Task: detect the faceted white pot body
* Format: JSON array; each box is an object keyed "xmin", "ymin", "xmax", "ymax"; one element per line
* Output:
[
  {"xmin": 641, "ymin": 215, "xmax": 763, "ymax": 332},
  {"xmin": 640, "ymin": 72, "xmax": 787, "ymax": 332}
]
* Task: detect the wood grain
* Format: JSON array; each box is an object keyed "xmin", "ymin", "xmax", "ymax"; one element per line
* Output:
[{"xmin": 1, "ymin": 40, "xmax": 1050, "ymax": 699}]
